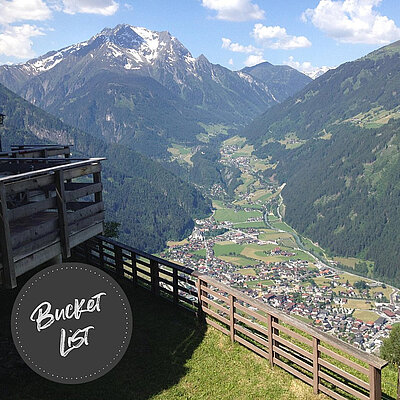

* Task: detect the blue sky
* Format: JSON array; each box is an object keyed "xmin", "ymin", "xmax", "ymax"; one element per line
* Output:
[{"xmin": 1, "ymin": 0, "xmax": 400, "ymax": 76}]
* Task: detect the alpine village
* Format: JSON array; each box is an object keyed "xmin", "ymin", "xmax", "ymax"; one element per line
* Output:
[{"xmin": 3, "ymin": 8, "xmax": 400, "ymax": 400}]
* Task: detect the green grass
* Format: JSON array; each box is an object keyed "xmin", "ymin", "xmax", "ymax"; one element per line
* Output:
[
  {"xmin": 246, "ymin": 279, "xmax": 275, "ymax": 288},
  {"xmin": 233, "ymin": 221, "xmax": 266, "ymax": 229},
  {"xmin": 194, "ymin": 249, "xmax": 206, "ymax": 257},
  {"xmin": 219, "ymin": 255, "xmax": 258, "ymax": 267},
  {"xmin": 0, "ymin": 271, "xmax": 326, "ymax": 400},
  {"xmin": 213, "ymin": 242, "xmax": 245, "ymax": 257},
  {"xmin": 214, "ymin": 208, "xmax": 262, "ymax": 223}
]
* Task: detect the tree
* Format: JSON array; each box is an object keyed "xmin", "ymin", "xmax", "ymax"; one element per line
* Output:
[
  {"xmin": 104, "ymin": 221, "xmax": 121, "ymax": 239},
  {"xmin": 380, "ymin": 325, "xmax": 400, "ymax": 365}
]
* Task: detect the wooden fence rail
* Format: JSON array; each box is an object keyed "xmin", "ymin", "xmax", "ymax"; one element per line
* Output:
[{"xmin": 73, "ymin": 235, "xmax": 389, "ymax": 400}]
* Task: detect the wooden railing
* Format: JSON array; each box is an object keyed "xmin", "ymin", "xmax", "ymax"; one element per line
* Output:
[
  {"xmin": 0, "ymin": 157, "xmax": 105, "ymax": 288},
  {"xmin": 74, "ymin": 235, "xmax": 389, "ymax": 400},
  {"xmin": 4, "ymin": 144, "xmax": 71, "ymax": 159}
]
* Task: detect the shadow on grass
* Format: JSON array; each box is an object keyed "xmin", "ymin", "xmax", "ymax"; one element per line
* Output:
[{"xmin": 0, "ymin": 270, "xmax": 206, "ymax": 400}]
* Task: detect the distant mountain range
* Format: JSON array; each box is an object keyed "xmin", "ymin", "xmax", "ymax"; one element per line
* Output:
[
  {"xmin": 0, "ymin": 82, "xmax": 211, "ymax": 252},
  {"xmin": 244, "ymin": 40, "xmax": 400, "ymax": 285},
  {"xmin": 0, "ymin": 24, "xmax": 310, "ymax": 157}
]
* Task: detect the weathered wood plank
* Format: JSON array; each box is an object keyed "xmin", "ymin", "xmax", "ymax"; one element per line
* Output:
[
  {"xmin": 272, "ymin": 321, "xmax": 313, "ymax": 347},
  {"xmin": 67, "ymin": 202, "xmax": 104, "ymax": 224},
  {"xmin": 55, "ymin": 170, "xmax": 70, "ymax": 258},
  {"xmin": 65, "ymin": 182, "xmax": 102, "ymax": 202},
  {"xmin": 234, "ymin": 302, "xmax": 269, "ymax": 325},
  {"xmin": 205, "ymin": 317, "xmax": 230, "ymax": 336},
  {"xmin": 319, "ymin": 384, "xmax": 350, "ymax": 400},
  {"xmin": 234, "ymin": 312, "xmax": 269, "ymax": 337},
  {"xmin": 319, "ymin": 345, "xmax": 369, "ymax": 376},
  {"xmin": 273, "ymin": 334, "xmax": 313, "ymax": 361},
  {"xmin": 319, "ymin": 358, "xmax": 369, "ymax": 390},
  {"xmin": 203, "ymin": 306, "xmax": 230, "ymax": 327},
  {"xmin": 273, "ymin": 345, "xmax": 313, "ymax": 373},
  {"xmin": 319, "ymin": 371, "xmax": 369, "ymax": 400},
  {"xmin": 313, "ymin": 337, "xmax": 320, "ymax": 394},
  {"xmin": 234, "ymin": 323, "xmax": 269, "ymax": 348},
  {"xmin": 198, "ymin": 284, "xmax": 229, "ymax": 304},
  {"xmin": 369, "ymin": 365, "xmax": 382, "ymax": 400},
  {"xmin": 235, "ymin": 334, "xmax": 269, "ymax": 359},
  {"xmin": 0, "ymin": 182, "xmax": 16, "ymax": 288},
  {"xmin": 9, "ymin": 197, "xmax": 57, "ymax": 221},
  {"xmin": 273, "ymin": 357, "xmax": 314, "ymax": 386}
]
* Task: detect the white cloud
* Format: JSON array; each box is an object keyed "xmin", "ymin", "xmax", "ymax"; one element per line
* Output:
[
  {"xmin": 222, "ymin": 37, "xmax": 262, "ymax": 54},
  {"xmin": 0, "ymin": 0, "xmax": 52, "ymax": 24},
  {"xmin": 303, "ymin": 0, "xmax": 400, "ymax": 44},
  {"xmin": 202, "ymin": 0, "xmax": 265, "ymax": 22},
  {"xmin": 228, "ymin": 58, "xmax": 234, "ymax": 65},
  {"xmin": 62, "ymin": 0, "xmax": 119, "ymax": 16},
  {"xmin": 244, "ymin": 53, "xmax": 265, "ymax": 66},
  {"xmin": 0, "ymin": 24, "xmax": 45, "ymax": 58},
  {"xmin": 252, "ymin": 23, "xmax": 312, "ymax": 50},
  {"xmin": 284, "ymin": 56, "xmax": 334, "ymax": 79}
]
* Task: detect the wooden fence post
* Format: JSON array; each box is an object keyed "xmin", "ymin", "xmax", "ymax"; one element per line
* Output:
[
  {"xmin": 267, "ymin": 314, "xmax": 274, "ymax": 367},
  {"xmin": 229, "ymin": 294, "xmax": 235, "ymax": 343},
  {"xmin": 55, "ymin": 170, "xmax": 70, "ymax": 259},
  {"xmin": 195, "ymin": 277, "xmax": 205, "ymax": 322},
  {"xmin": 173, "ymin": 268, "xmax": 179, "ymax": 304},
  {"xmin": 98, "ymin": 238, "xmax": 105, "ymax": 269},
  {"xmin": 0, "ymin": 182, "xmax": 16, "ymax": 288},
  {"xmin": 115, "ymin": 245, "xmax": 123, "ymax": 278},
  {"xmin": 150, "ymin": 259, "xmax": 159, "ymax": 296},
  {"xmin": 369, "ymin": 365, "xmax": 382, "ymax": 400},
  {"xmin": 131, "ymin": 252, "xmax": 137, "ymax": 285},
  {"xmin": 313, "ymin": 337, "xmax": 320, "ymax": 395}
]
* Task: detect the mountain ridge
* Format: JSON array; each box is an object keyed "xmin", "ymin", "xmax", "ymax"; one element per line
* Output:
[
  {"xmin": 243, "ymin": 40, "xmax": 400, "ymax": 285},
  {"xmin": 0, "ymin": 24, "xmax": 311, "ymax": 157}
]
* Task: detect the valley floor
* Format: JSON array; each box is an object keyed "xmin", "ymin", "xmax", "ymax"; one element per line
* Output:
[{"xmin": 162, "ymin": 136, "xmax": 400, "ymax": 356}]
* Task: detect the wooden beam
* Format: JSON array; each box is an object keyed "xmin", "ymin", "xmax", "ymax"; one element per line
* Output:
[
  {"xmin": 229, "ymin": 294, "xmax": 235, "ymax": 343},
  {"xmin": 369, "ymin": 365, "xmax": 381, "ymax": 400},
  {"xmin": 313, "ymin": 337, "xmax": 320, "ymax": 395},
  {"xmin": 0, "ymin": 182, "xmax": 16, "ymax": 288},
  {"xmin": 55, "ymin": 170, "xmax": 70, "ymax": 259}
]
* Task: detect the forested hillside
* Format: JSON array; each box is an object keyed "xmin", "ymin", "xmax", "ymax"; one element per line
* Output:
[
  {"xmin": 0, "ymin": 83, "xmax": 211, "ymax": 252},
  {"xmin": 244, "ymin": 41, "xmax": 400, "ymax": 285}
]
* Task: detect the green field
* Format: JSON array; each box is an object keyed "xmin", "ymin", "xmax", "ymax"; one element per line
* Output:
[
  {"xmin": 246, "ymin": 279, "xmax": 275, "ymax": 288},
  {"xmin": 194, "ymin": 249, "xmax": 206, "ymax": 257},
  {"xmin": 214, "ymin": 208, "xmax": 262, "ymax": 223},
  {"xmin": 233, "ymin": 221, "xmax": 266, "ymax": 229},
  {"xmin": 213, "ymin": 242, "xmax": 245, "ymax": 257},
  {"xmin": 353, "ymin": 310, "xmax": 379, "ymax": 323},
  {"xmin": 219, "ymin": 255, "xmax": 258, "ymax": 267}
]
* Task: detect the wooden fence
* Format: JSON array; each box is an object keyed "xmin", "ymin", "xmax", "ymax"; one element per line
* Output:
[
  {"xmin": 74, "ymin": 235, "xmax": 390, "ymax": 400},
  {"xmin": 0, "ymin": 157, "xmax": 105, "ymax": 288}
]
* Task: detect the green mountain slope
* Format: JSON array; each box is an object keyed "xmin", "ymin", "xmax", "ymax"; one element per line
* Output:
[
  {"xmin": 241, "ymin": 62, "xmax": 312, "ymax": 102},
  {"xmin": 0, "ymin": 83, "xmax": 211, "ymax": 252},
  {"xmin": 244, "ymin": 41, "xmax": 400, "ymax": 285}
]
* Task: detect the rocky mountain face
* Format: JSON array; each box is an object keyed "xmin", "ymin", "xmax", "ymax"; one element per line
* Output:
[
  {"xmin": 0, "ymin": 24, "xmax": 309, "ymax": 157},
  {"xmin": 244, "ymin": 40, "xmax": 400, "ymax": 285}
]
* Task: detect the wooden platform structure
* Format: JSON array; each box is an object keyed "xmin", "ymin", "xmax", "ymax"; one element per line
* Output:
[
  {"xmin": 0, "ymin": 145, "xmax": 105, "ymax": 289},
  {"xmin": 74, "ymin": 235, "xmax": 390, "ymax": 400}
]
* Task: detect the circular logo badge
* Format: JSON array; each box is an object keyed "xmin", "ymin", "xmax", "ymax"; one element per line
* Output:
[{"xmin": 11, "ymin": 263, "xmax": 132, "ymax": 384}]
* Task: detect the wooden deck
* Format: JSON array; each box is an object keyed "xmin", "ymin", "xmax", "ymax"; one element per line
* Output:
[{"xmin": 0, "ymin": 148, "xmax": 105, "ymax": 289}]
